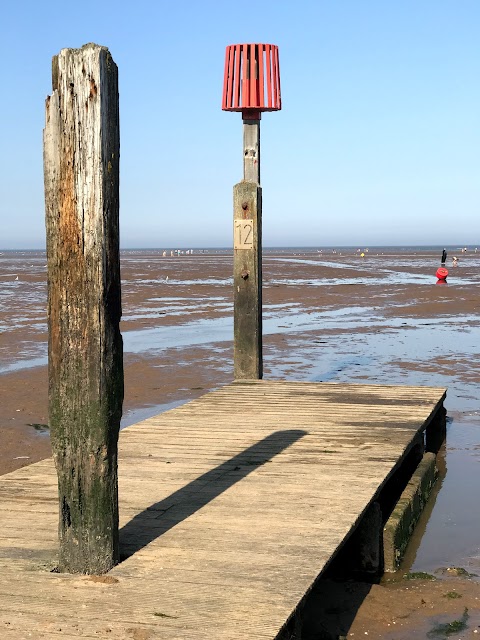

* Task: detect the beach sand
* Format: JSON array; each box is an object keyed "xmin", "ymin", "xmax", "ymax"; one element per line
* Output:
[{"xmin": 1, "ymin": 248, "xmax": 480, "ymax": 637}]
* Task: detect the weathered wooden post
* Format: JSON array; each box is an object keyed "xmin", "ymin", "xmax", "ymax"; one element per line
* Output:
[
  {"xmin": 43, "ymin": 43, "xmax": 123, "ymax": 574},
  {"xmin": 222, "ymin": 44, "xmax": 281, "ymax": 379}
]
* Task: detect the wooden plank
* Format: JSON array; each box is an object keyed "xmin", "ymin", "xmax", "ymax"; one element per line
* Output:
[{"xmin": 0, "ymin": 381, "xmax": 446, "ymax": 639}]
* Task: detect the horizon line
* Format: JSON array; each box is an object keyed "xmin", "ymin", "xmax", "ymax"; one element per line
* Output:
[{"xmin": 1, "ymin": 243, "xmax": 477, "ymax": 252}]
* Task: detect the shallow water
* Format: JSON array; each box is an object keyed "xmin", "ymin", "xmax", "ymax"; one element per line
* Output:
[{"xmin": 6, "ymin": 306, "xmax": 473, "ymax": 373}]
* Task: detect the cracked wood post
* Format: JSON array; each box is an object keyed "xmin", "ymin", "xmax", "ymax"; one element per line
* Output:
[
  {"xmin": 233, "ymin": 117, "xmax": 262, "ymax": 379},
  {"xmin": 43, "ymin": 43, "xmax": 123, "ymax": 574}
]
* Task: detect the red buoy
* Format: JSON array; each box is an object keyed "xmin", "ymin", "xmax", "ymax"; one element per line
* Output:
[{"xmin": 436, "ymin": 267, "xmax": 448, "ymax": 280}]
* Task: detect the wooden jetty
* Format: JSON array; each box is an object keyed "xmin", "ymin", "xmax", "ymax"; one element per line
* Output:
[{"xmin": 0, "ymin": 380, "xmax": 445, "ymax": 639}]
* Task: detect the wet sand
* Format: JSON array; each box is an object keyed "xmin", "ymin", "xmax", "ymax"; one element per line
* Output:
[{"xmin": 1, "ymin": 247, "xmax": 480, "ymax": 637}]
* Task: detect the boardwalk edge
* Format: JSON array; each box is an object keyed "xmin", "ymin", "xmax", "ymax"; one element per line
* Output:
[{"xmin": 383, "ymin": 452, "xmax": 438, "ymax": 572}]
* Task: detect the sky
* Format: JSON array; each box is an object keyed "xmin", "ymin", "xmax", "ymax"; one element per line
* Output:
[{"xmin": 1, "ymin": 0, "xmax": 479, "ymax": 249}]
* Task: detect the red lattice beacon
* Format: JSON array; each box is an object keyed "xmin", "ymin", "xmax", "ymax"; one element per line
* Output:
[{"xmin": 222, "ymin": 44, "xmax": 281, "ymax": 120}]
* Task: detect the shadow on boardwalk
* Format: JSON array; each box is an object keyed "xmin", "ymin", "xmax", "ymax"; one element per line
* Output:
[{"xmin": 119, "ymin": 429, "xmax": 306, "ymax": 559}]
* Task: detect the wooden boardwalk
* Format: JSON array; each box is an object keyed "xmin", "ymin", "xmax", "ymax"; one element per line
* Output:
[{"xmin": 0, "ymin": 380, "xmax": 445, "ymax": 639}]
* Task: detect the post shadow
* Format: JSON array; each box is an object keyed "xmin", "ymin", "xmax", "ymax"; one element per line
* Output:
[{"xmin": 120, "ymin": 429, "xmax": 306, "ymax": 560}]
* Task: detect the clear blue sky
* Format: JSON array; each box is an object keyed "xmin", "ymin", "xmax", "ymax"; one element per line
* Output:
[{"xmin": 1, "ymin": 0, "xmax": 479, "ymax": 248}]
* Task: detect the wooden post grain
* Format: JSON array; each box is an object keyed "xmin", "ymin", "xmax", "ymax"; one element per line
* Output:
[
  {"xmin": 243, "ymin": 118, "xmax": 260, "ymax": 184},
  {"xmin": 43, "ymin": 43, "xmax": 123, "ymax": 574},
  {"xmin": 233, "ymin": 118, "xmax": 262, "ymax": 379}
]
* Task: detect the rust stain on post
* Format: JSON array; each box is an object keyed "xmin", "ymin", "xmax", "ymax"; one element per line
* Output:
[{"xmin": 43, "ymin": 43, "xmax": 123, "ymax": 574}]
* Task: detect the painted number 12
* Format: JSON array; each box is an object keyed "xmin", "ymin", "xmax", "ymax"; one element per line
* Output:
[{"xmin": 234, "ymin": 220, "xmax": 254, "ymax": 249}]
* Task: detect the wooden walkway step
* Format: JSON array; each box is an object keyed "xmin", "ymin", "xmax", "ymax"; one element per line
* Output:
[{"xmin": 0, "ymin": 380, "xmax": 446, "ymax": 639}]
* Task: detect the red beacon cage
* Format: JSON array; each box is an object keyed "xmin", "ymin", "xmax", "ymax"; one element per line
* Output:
[{"xmin": 222, "ymin": 44, "xmax": 281, "ymax": 120}]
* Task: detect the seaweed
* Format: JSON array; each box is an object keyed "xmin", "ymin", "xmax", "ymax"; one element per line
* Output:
[
  {"xmin": 403, "ymin": 571, "xmax": 436, "ymax": 581},
  {"xmin": 427, "ymin": 607, "xmax": 469, "ymax": 637}
]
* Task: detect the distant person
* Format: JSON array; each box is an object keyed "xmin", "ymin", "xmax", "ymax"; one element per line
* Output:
[
  {"xmin": 452, "ymin": 256, "xmax": 458, "ymax": 266},
  {"xmin": 441, "ymin": 248, "xmax": 447, "ymax": 264}
]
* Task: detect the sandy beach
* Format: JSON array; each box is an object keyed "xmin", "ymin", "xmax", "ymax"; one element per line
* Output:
[{"xmin": 1, "ymin": 247, "xmax": 480, "ymax": 637}]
